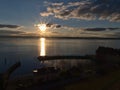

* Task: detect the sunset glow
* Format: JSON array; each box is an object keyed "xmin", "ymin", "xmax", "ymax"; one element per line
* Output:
[{"xmin": 38, "ymin": 24, "xmax": 46, "ymax": 32}]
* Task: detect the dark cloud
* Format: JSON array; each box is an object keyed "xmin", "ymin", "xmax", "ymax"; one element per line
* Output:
[
  {"xmin": 84, "ymin": 28, "xmax": 106, "ymax": 31},
  {"xmin": 56, "ymin": 25, "xmax": 61, "ymax": 28},
  {"xmin": 0, "ymin": 30, "xmax": 25, "ymax": 36},
  {"xmin": 0, "ymin": 30, "xmax": 40, "ymax": 37},
  {"xmin": 84, "ymin": 28, "xmax": 120, "ymax": 31},
  {"xmin": 46, "ymin": 23, "xmax": 53, "ymax": 27},
  {"xmin": 40, "ymin": 0, "xmax": 120, "ymax": 22},
  {"xmin": 46, "ymin": 23, "xmax": 61, "ymax": 28},
  {"xmin": 0, "ymin": 24, "xmax": 20, "ymax": 28},
  {"xmin": 107, "ymin": 28, "xmax": 119, "ymax": 30}
]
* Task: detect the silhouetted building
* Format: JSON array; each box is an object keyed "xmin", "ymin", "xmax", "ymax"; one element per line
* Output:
[{"xmin": 96, "ymin": 46, "xmax": 120, "ymax": 63}]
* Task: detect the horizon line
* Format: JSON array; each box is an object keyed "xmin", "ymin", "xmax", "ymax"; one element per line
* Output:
[{"xmin": 0, "ymin": 36, "xmax": 120, "ymax": 40}]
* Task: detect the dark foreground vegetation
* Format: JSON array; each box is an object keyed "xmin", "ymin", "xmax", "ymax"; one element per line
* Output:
[{"xmin": 1, "ymin": 46, "xmax": 120, "ymax": 90}]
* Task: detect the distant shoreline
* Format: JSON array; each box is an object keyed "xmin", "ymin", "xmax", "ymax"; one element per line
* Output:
[{"xmin": 0, "ymin": 36, "xmax": 120, "ymax": 40}]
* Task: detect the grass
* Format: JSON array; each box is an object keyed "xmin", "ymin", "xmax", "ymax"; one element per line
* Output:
[{"xmin": 62, "ymin": 70, "xmax": 120, "ymax": 90}]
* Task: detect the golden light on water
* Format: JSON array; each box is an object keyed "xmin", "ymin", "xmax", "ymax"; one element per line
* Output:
[{"xmin": 40, "ymin": 38, "xmax": 46, "ymax": 56}]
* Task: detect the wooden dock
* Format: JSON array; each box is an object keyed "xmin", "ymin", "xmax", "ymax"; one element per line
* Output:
[{"xmin": 37, "ymin": 55, "xmax": 93, "ymax": 60}]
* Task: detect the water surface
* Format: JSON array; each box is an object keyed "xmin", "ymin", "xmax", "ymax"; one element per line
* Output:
[{"xmin": 0, "ymin": 38, "xmax": 120, "ymax": 77}]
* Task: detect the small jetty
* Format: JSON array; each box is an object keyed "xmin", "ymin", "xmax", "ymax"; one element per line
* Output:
[{"xmin": 37, "ymin": 55, "xmax": 93, "ymax": 60}]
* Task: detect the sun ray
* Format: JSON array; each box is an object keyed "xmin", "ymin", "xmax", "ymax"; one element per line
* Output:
[
  {"xmin": 35, "ymin": 23, "xmax": 47, "ymax": 32},
  {"xmin": 38, "ymin": 24, "xmax": 46, "ymax": 32}
]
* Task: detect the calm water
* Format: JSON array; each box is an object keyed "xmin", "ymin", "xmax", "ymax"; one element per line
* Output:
[{"xmin": 0, "ymin": 38, "xmax": 120, "ymax": 78}]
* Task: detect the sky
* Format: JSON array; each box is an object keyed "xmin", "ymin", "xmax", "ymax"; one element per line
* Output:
[{"xmin": 0, "ymin": 0, "xmax": 120, "ymax": 38}]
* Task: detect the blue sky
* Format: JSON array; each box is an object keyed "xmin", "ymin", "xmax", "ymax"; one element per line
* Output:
[{"xmin": 0, "ymin": 0, "xmax": 120, "ymax": 37}]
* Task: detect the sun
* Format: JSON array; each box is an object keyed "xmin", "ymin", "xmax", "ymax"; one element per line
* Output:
[{"xmin": 38, "ymin": 24, "xmax": 47, "ymax": 32}]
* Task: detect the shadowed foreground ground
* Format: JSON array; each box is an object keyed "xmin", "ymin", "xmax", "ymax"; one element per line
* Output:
[
  {"xmin": 6, "ymin": 69, "xmax": 120, "ymax": 90},
  {"xmin": 60, "ymin": 70, "xmax": 120, "ymax": 90}
]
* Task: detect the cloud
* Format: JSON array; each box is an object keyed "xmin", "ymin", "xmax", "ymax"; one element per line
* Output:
[
  {"xmin": 80, "ymin": 27, "xmax": 120, "ymax": 38},
  {"xmin": 40, "ymin": 0, "xmax": 120, "ymax": 22},
  {"xmin": 0, "ymin": 23, "xmax": 119, "ymax": 38},
  {"xmin": 0, "ymin": 24, "xmax": 20, "ymax": 28},
  {"xmin": 45, "ymin": 23, "xmax": 61, "ymax": 30},
  {"xmin": 51, "ymin": 2, "xmax": 63, "ymax": 6},
  {"xmin": 0, "ymin": 29, "xmax": 40, "ymax": 37},
  {"xmin": 44, "ymin": 22, "xmax": 120, "ymax": 38},
  {"xmin": 83, "ymin": 28, "xmax": 120, "ymax": 31},
  {"xmin": 0, "ymin": 27, "xmax": 120, "ymax": 38},
  {"xmin": 0, "ymin": 30, "xmax": 26, "ymax": 36}
]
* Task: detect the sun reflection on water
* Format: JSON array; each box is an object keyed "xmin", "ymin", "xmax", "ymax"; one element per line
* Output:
[{"xmin": 40, "ymin": 38, "xmax": 46, "ymax": 56}]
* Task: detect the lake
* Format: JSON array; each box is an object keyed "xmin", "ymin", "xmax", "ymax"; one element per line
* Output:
[{"xmin": 0, "ymin": 38, "xmax": 120, "ymax": 78}]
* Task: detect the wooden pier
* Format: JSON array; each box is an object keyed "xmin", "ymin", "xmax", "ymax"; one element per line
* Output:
[{"xmin": 37, "ymin": 55, "xmax": 93, "ymax": 61}]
